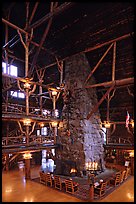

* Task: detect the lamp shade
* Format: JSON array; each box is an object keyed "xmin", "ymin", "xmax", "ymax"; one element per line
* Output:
[
  {"xmin": 24, "ymin": 82, "xmax": 31, "ymax": 89},
  {"xmin": 50, "ymin": 121, "xmax": 58, "ymax": 127},
  {"xmin": 103, "ymin": 121, "xmax": 111, "ymax": 128},
  {"xmin": 23, "ymin": 119, "xmax": 31, "ymax": 126},
  {"xmin": 23, "ymin": 152, "xmax": 32, "ymax": 159},
  {"xmin": 130, "ymin": 119, "xmax": 134, "ymax": 128}
]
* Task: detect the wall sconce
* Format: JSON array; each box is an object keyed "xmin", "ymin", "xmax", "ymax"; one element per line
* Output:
[
  {"xmin": 23, "ymin": 152, "xmax": 32, "ymax": 159},
  {"xmin": 130, "ymin": 119, "xmax": 134, "ymax": 128},
  {"xmin": 23, "ymin": 119, "xmax": 31, "ymax": 126},
  {"xmin": 103, "ymin": 121, "xmax": 111, "ymax": 128}
]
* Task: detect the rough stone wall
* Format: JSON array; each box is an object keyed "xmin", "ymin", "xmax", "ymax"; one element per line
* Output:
[{"xmin": 56, "ymin": 53, "xmax": 105, "ymax": 174}]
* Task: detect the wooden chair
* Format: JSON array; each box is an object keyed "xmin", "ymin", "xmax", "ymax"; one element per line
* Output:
[
  {"xmin": 94, "ymin": 181, "xmax": 107, "ymax": 198},
  {"xmin": 110, "ymin": 171, "xmax": 121, "ymax": 186},
  {"xmin": 46, "ymin": 173, "xmax": 54, "ymax": 187},
  {"xmin": 120, "ymin": 170, "xmax": 126, "ymax": 183},
  {"xmin": 124, "ymin": 168, "xmax": 130, "ymax": 180},
  {"xmin": 65, "ymin": 179, "xmax": 78, "ymax": 194},
  {"xmin": 39, "ymin": 171, "xmax": 47, "ymax": 185},
  {"xmin": 54, "ymin": 175, "xmax": 63, "ymax": 190}
]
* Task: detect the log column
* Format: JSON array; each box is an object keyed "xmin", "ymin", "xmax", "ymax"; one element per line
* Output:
[
  {"xmin": 23, "ymin": 152, "xmax": 32, "ymax": 179},
  {"xmin": 24, "ymin": 159, "xmax": 31, "ymax": 179}
]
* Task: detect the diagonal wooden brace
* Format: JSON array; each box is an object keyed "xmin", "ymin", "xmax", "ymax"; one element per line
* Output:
[{"xmin": 87, "ymin": 83, "xmax": 115, "ymax": 120}]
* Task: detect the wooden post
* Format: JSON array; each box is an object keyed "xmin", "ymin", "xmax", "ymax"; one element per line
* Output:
[
  {"xmin": 5, "ymin": 154, "xmax": 9, "ymax": 171},
  {"xmin": 90, "ymin": 184, "xmax": 94, "ymax": 201},
  {"xmin": 130, "ymin": 157, "xmax": 134, "ymax": 175},
  {"xmin": 24, "ymin": 158, "xmax": 31, "ymax": 179}
]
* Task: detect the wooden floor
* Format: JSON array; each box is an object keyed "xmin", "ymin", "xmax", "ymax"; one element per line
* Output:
[{"xmin": 2, "ymin": 165, "xmax": 134, "ymax": 202}]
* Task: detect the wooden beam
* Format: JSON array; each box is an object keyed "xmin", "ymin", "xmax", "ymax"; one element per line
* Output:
[
  {"xmin": 85, "ymin": 77, "xmax": 134, "ymax": 89},
  {"xmin": 84, "ymin": 32, "xmax": 134, "ymax": 53},
  {"xmin": 29, "ymin": 2, "xmax": 75, "ymax": 29},
  {"xmin": 2, "ymin": 144, "xmax": 58, "ymax": 154},
  {"xmin": 85, "ymin": 43, "xmax": 113, "ymax": 84},
  {"xmin": 2, "ymin": 73, "xmax": 53, "ymax": 89},
  {"xmin": 112, "ymin": 42, "xmax": 116, "ymax": 81},
  {"xmin": 2, "ymin": 18, "xmax": 29, "ymax": 35},
  {"xmin": 2, "ymin": 112, "xmax": 61, "ymax": 123},
  {"xmin": 87, "ymin": 84, "xmax": 115, "ymax": 120},
  {"xmin": 29, "ymin": 2, "xmax": 39, "ymax": 25},
  {"xmin": 36, "ymin": 32, "xmax": 133, "ymax": 71}
]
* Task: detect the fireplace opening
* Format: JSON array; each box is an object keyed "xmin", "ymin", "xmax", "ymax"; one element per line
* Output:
[{"xmin": 70, "ymin": 168, "xmax": 77, "ymax": 177}]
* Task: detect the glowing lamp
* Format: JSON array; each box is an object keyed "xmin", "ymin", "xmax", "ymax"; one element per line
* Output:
[
  {"xmin": 48, "ymin": 88, "xmax": 59, "ymax": 97},
  {"xmin": 24, "ymin": 82, "xmax": 31, "ymax": 89},
  {"xmin": 103, "ymin": 121, "xmax": 111, "ymax": 128},
  {"xmin": 58, "ymin": 121, "xmax": 63, "ymax": 129},
  {"xmin": 40, "ymin": 123, "xmax": 44, "ymax": 128},
  {"xmin": 129, "ymin": 150, "xmax": 134, "ymax": 157},
  {"xmin": 23, "ymin": 152, "xmax": 32, "ymax": 159},
  {"xmin": 130, "ymin": 119, "xmax": 134, "ymax": 128},
  {"xmin": 23, "ymin": 119, "xmax": 31, "ymax": 126},
  {"xmin": 50, "ymin": 121, "xmax": 58, "ymax": 128}
]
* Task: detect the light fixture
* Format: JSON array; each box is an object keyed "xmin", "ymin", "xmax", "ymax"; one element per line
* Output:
[
  {"xmin": 23, "ymin": 152, "xmax": 32, "ymax": 159},
  {"xmin": 24, "ymin": 82, "xmax": 31, "ymax": 89},
  {"xmin": 85, "ymin": 161, "xmax": 98, "ymax": 171},
  {"xmin": 129, "ymin": 150, "xmax": 134, "ymax": 157},
  {"xmin": 130, "ymin": 119, "xmax": 134, "ymax": 128},
  {"xmin": 48, "ymin": 87, "xmax": 61, "ymax": 110},
  {"xmin": 40, "ymin": 123, "xmax": 44, "ymax": 128},
  {"xmin": 23, "ymin": 119, "xmax": 31, "ymax": 126},
  {"xmin": 103, "ymin": 121, "xmax": 111, "ymax": 128},
  {"xmin": 58, "ymin": 121, "xmax": 63, "ymax": 129},
  {"xmin": 48, "ymin": 87, "xmax": 60, "ymax": 98},
  {"xmin": 50, "ymin": 121, "xmax": 58, "ymax": 128}
]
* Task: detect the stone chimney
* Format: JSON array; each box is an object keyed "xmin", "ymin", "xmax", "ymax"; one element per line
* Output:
[{"xmin": 56, "ymin": 53, "xmax": 105, "ymax": 175}]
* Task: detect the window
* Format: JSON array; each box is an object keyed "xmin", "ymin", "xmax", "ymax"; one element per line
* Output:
[
  {"xmin": 54, "ymin": 109, "xmax": 59, "ymax": 117},
  {"xmin": 2, "ymin": 62, "xmax": 25, "ymax": 99},
  {"xmin": 37, "ymin": 130, "xmax": 40, "ymax": 136},
  {"xmin": 41, "ymin": 127, "xmax": 48, "ymax": 136},
  {"xmin": 2, "ymin": 62, "xmax": 18, "ymax": 76},
  {"xmin": 102, "ymin": 127, "xmax": 106, "ymax": 144},
  {"xmin": 10, "ymin": 91, "xmax": 25, "ymax": 99}
]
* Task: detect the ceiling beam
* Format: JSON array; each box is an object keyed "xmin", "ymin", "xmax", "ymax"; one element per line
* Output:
[
  {"xmin": 29, "ymin": 2, "xmax": 75, "ymax": 29},
  {"xmin": 36, "ymin": 32, "xmax": 133, "ymax": 71},
  {"xmin": 2, "ymin": 18, "xmax": 29, "ymax": 35},
  {"xmin": 85, "ymin": 77, "xmax": 134, "ymax": 89}
]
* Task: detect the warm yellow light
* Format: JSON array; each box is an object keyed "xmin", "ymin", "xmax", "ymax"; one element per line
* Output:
[
  {"xmin": 85, "ymin": 161, "xmax": 98, "ymax": 170},
  {"xmin": 40, "ymin": 123, "xmax": 44, "ymax": 128},
  {"xmin": 70, "ymin": 168, "xmax": 77, "ymax": 173},
  {"xmin": 23, "ymin": 152, "xmax": 32, "ymax": 159},
  {"xmin": 130, "ymin": 119, "xmax": 134, "ymax": 128},
  {"xmin": 104, "ymin": 121, "xmax": 111, "ymax": 128},
  {"xmin": 23, "ymin": 119, "xmax": 31, "ymax": 126},
  {"xmin": 51, "ymin": 121, "xmax": 58, "ymax": 127},
  {"xmin": 5, "ymin": 188, "xmax": 12, "ymax": 193},
  {"xmin": 129, "ymin": 150, "xmax": 134, "ymax": 157},
  {"xmin": 48, "ymin": 87, "xmax": 60, "ymax": 97},
  {"xmin": 58, "ymin": 121, "xmax": 63, "ymax": 129},
  {"xmin": 52, "ymin": 90, "xmax": 58, "ymax": 96},
  {"xmin": 24, "ymin": 82, "xmax": 31, "ymax": 89}
]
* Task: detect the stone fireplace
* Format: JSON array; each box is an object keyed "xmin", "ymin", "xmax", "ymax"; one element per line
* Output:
[{"xmin": 55, "ymin": 53, "xmax": 105, "ymax": 176}]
